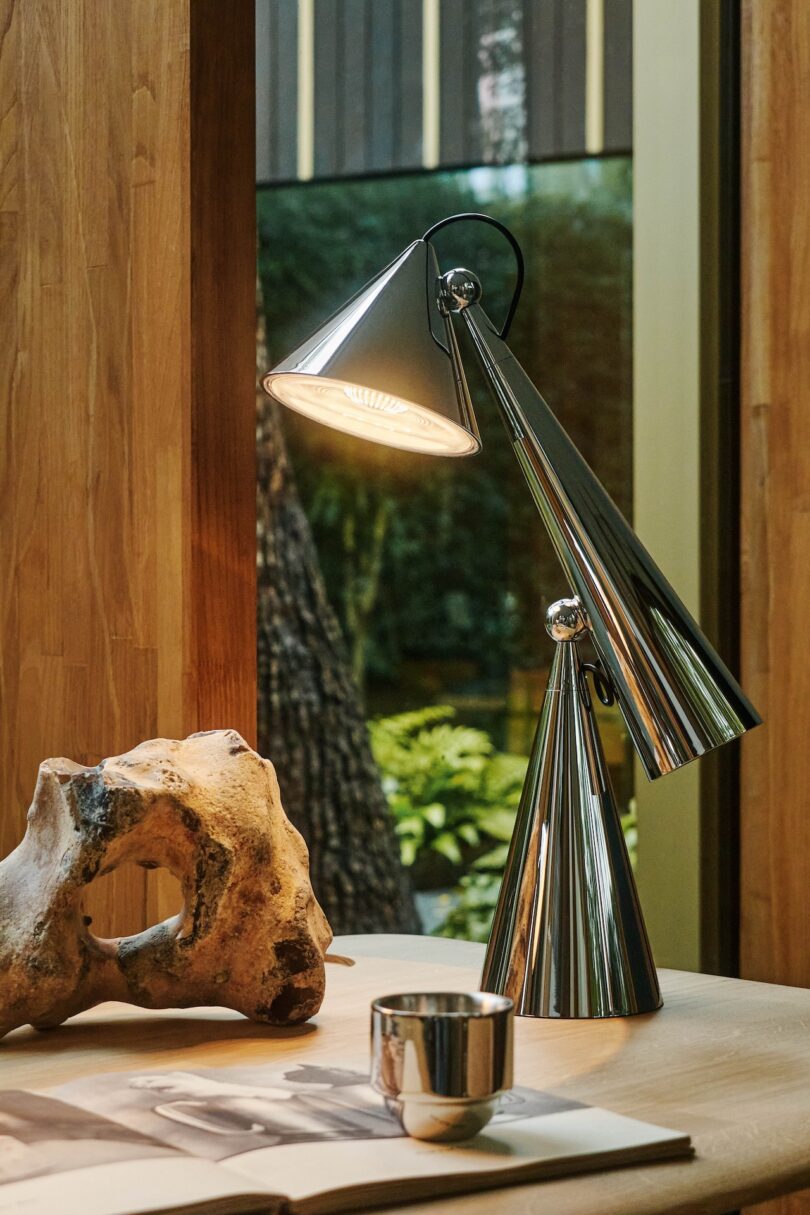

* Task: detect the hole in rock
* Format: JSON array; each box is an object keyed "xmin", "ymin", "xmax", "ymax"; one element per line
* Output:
[{"xmin": 82, "ymin": 863, "xmax": 185, "ymax": 940}]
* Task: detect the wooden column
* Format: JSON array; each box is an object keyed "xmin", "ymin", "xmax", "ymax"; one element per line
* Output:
[
  {"xmin": 0, "ymin": 0, "xmax": 256, "ymax": 933},
  {"xmin": 741, "ymin": 2, "xmax": 810, "ymax": 1211}
]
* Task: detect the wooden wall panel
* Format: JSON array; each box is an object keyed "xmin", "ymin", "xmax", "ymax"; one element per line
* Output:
[
  {"xmin": 189, "ymin": 0, "xmax": 257, "ymax": 739},
  {"xmin": 741, "ymin": 2, "xmax": 810, "ymax": 1209},
  {"xmin": 740, "ymin": 0, "xmax": 810, "ymax": 989},
  {"xmin": 0, "ymin": 0, "xmax": 256, "ymax": 935}
]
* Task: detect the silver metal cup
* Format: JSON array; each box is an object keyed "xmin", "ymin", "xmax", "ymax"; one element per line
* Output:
[{"xmin": 371, "ymin": 992, "xmax": 514, "ymax": 1142}]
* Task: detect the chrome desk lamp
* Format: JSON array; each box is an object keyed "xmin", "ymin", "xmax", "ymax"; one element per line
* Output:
[{"xmin": 263, "ymin": 213, "xmax": 761, "ymax": 1019}]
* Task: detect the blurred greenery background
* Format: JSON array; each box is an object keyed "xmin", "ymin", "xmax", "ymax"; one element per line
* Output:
[{"xmin": 258, "ymin": 159, "xmax": 634, "ymax": 939}]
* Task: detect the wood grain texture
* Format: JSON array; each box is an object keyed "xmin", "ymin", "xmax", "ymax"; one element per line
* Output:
[
  {"xmin": 740, "ymin": 4, "xmax": 810, "ymax": 1213},
  {"xmin": 0, "ymin": 0, "xmax": 256, "ymax": 935},
  {"xmin": 189, "ymin": 0, "xmax": 257, "ymax": 740},
  {"xmin": 4, "ymin": 935, "xmax": 810, "ymax": 1214},
  {"xmin": 740, "ymin": 0, "xmax": 810, "ymax": 989}
]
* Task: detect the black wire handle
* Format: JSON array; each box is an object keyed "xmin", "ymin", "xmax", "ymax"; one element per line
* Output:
[
  {"xmin": 578, "ymin": 660, "xmax": 616, "ymax": 711},
  {"xmin": 421, "ymin": 212, "xmax": 525, "ymax": 341}
]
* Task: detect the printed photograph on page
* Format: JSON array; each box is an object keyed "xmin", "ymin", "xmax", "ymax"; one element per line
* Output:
[{"xmin": 54, "ymin": 1064, "xmax": 582, "ymax": 1162}]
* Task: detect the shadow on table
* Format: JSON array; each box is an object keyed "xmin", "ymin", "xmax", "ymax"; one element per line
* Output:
[{"xmin": 1, "ymin": 1012, "xmax": 317, "ymax": 1056}]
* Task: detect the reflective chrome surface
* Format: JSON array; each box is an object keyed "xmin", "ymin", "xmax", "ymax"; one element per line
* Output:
[
  {"xmin": 437, "ymin": 266, "xmax": 483, "ymax": 313},
  {"xmin": 264, "ymin": 241, "xmax": 480, "ymax": 456},
  {"xmin": 371, "ymin": 991, "xmax": 513, "ymax": 1141},
  {"xmin": 481, "ymin": 601, "xmax": 662, "ymax": 1018},
  {"xmin": 263, "ymin": 227, "xmax": 762, "ymax": 1024},
  {"xmin": 454, "ymin": 296, "xmax": 761, "ymax": 780}
]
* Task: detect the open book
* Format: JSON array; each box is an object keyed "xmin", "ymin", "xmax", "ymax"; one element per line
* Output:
[{"xmin": 0, "ymin": 1057, "xmax": 692, "ymax": 1215}]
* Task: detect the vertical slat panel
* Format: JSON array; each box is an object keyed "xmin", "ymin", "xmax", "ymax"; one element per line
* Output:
[
  {"xmin": 558, "ymin": 0, "xmax": 587, "ymax": 153},
  {"xmin": 398, "ymin": 0, "xmax": 424, "ymax": 167},
  {"xmin": 274, "ymin": 0, "xmax": 299, "ymax": 179},
  {"xmin": 340, "ymin": 0, "xmax": 368, "ymax": 174},
  {"xmin": 525, "ymin": 0, "xmax": 559, "ymax": 158},
  {"xmin": 603, "ymin": 0, "xmax": 632, "ymax": 151},
  {"xmin": 477, "ymin": 0, "xmax": 528, "ymax": 163},
  {"xmin": 313, "ymin": 0, "xmax": 340, "ymax": 176},
  {"xmin": 256, "ymin": 0, "xmax": 298, "ymax": 183},
  {"xmin": 256, "ymin": 0, "xmax": 273, "ymax": 179},
  {"xmin": 368, "ymin": 0, "xmax": 398, "ymax": 171},
  {"xmin": 257, "ymin": 0, "xmax": 633, "ymax": 181},
  {"xmin": 439, "ymin": 0, "xmax": 469, "ymax": 164},
  {"xmin": 463, "ymin": 0, "xmax": 482, "ymax": 163}
]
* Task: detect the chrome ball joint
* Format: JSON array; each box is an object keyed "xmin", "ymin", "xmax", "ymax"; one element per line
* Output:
[{"xmin": 437, "ymin": 268, "xmax": 483, "ymax": 315}]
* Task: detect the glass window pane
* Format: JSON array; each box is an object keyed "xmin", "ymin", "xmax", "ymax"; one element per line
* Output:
[{"xmin": 258, "ymin": 158, "xmax": 633, "ymax": 938}]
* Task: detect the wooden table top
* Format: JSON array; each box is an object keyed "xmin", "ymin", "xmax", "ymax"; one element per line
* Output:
[{"xmin": 3, "ymin": 933, "xmax": 810, "ymax": 1215}]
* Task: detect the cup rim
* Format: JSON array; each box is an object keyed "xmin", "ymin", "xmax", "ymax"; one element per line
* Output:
[{"xmin": 371, "ymin": 991, "xmax": 513, "ymax": 1019}]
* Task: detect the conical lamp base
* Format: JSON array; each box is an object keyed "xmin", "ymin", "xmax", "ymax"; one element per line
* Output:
[{"xmin": 481, "ymin": 629, "xmax": 661, "ymax": 1019}]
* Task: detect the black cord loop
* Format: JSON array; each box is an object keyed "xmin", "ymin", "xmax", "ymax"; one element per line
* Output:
[
  {"xmin": 421, "ymin": 212, "xmax": 525, "ymax": 341},
  {"xmin": 578, "ymin": 660, "xmax": 616, "ymax": 711}
]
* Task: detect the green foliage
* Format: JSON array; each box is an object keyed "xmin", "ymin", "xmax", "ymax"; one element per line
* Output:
[
  {"xmin": 434, "ymin": 871, "xmax": 504, "ymax": 944},
  {"xmin": 370, "ymin": 705, "xmax": 640, "ymax": 943},
  {"xmin": 368, "ymin": 705, "xmax": 526, "ymax": 882}
]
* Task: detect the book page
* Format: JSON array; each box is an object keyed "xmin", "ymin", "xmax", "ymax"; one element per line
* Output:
[
  {"xmin": 49, "ymin": 1060, "xmax": 689, "ymax": 1214},
  {"xmin": 0, "ymin": 1089, "xmax": 177, "ymax": 1186},
  {"xmin": 0, "ymin": 1091, "xmax": 271, "ymax": 1215},
  {"xmin": 224, "ymin": 1107, "xmax": 690, "ymax": 1213},
  {"xmin": 0, "ymin": 1158, "xmax": 268, "ymax": 1215},
  {"xmin": 54, "ymin": 1061, "xmax": 580, "ymax": 1163}
]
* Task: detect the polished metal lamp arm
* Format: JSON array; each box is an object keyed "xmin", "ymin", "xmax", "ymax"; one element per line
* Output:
[
  {"xmin": 436, "ymin": 267, "xmax": 759, "ymax": 781},
  {"xmin": 434, "ymin": 256, "xmax": 757, "ymax": 1017}
]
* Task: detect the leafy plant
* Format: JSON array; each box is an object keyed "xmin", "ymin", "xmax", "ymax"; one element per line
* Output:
[
  {"xmin": 368, "ymin": 706, "xmax": 526, "ymax": 883},
  {"xmin": 434, "ymin": 870, "xmax": 504, "ymax": 944},
  {"xmin": 371, "ymin": 703, "xmax": 639, "ymax": 941}
]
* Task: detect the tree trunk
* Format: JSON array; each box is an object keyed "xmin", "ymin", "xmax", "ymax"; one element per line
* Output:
[
  {"xmin": 256, "ymin": 285, "xmax": 420, "ymax": 934},
  {"xmin": 343, "ymin": 494, "xmax": 392, "ymax": 696}
]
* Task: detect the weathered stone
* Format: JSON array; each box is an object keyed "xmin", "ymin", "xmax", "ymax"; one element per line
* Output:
[{"xmin": 0, "ymin": 730, "xmax": 332, "ymax": 1039}]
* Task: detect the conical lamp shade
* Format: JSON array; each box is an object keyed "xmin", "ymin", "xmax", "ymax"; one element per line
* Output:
[
  {"xmin": 263, "ymin": 240, "xmax": 480, "ymax": 457},
  {"xmin": 460, "ymin": 302, "xmax": 762, "ymax": 779}
]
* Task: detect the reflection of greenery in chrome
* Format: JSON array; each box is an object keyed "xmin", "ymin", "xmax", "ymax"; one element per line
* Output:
[
  {"xmin": 437, "ymin": 805, "xmax": 638, "ymax": 944},
  {"xmin": 370, "ymin": 704, "xmax": 638, "ymax": 944}
]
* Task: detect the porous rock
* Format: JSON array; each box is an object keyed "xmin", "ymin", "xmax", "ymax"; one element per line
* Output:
[{"xmin": 0, "ymin": 730, "xmax": 332, "ymax": 1039}]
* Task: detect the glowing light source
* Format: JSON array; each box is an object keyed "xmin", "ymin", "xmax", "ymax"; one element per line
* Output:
[{"xmin": 264, "ymin": 373, "xmax": 480, "ymax": 456}]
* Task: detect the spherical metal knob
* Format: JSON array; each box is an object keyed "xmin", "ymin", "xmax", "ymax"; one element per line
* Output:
[
  {"xmin": 545, "ymin": 597, "xmax": 589, "ymax": 643},
  {"xmin": 439, "ymin": 268, "xmax": 482, "ymax": 313}
]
